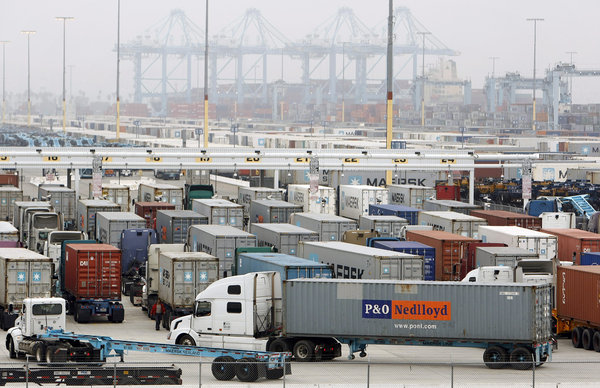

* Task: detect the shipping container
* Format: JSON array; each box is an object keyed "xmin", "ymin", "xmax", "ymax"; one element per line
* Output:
[
  {"xmin": 541, "ymin": 228, "xmax": 600, "ymax": 264},
  {"xmin": 290, "ymin": 212, "xmax": 357, "ymax": 241},
  {"xmin": 371, "ymin": 240, "xmax": 435, "ymax": 281},
  {"xmin": 556, "ymin": 266, "xmax": 600, "ymax": 336},
  {"xmin": 435, "ymin": 185, "xmax": 460, "ymax": 201},
  {"xmin": 581, "ymin": 252, "xmax": 600, "ymax": 265},
  {"xmin": 342, "ymin": 230, "xmax": 379, "ymax": 245},
  {"xmin": 191, "ymin": 198, "xmax": 244, "ymax": 229},
  {"xmin": 95, "ymin": 212, "xmax": 146, "ymax": 248},
  {"xmin": 418, "ymin": 211, "xmax": 487, "ymax": 239},
  {"xmin": 0, "ymin": 222, "xmax": 18, "ymax": 242},
  {"xmin": 387, "ymin": 184, "xmax": 435, "ymax": 209},
  {"xmin": 156, "ymin": 210, "xmax": 208, "ymax": 244},
  {"xmin": 286, "ymin": 184, "xmax": 336, "ymax": 214},
  {"xmin": 368, "ymin": 204, "xmax": 421, "ymax": 225},
  {"xmin": 250, "ymin": 199, "xmax": 303, "ymax": 224},
  {"xmin": 470, "ymin": 210, "xmax": 542, "ymax": 231},
  {"xmin": 540, "ymin": 212, "xmax": 576, "ymax": 229},
  {"xmin": 76, "ymin": 199, "xmax": 120, "ymax": 237},
  {"xmin": 158, "ymin": 251, "xmax": 219, "ymax": 321},
  {"xmin": 134, "ymin": 201, "xmax": 176, "ymax": 228},
  {"xmin": 478, "ymin": 226, "xmax": 557, "ymax": 261},
  {"xmin": 137, "ymin": 183, "xmax": 184, "ymax": 210},
  {"xmin": 283, "ymin": 279, "xmax": 552, "ymax": 345},
  {"xmin": 64, "ymin": 244, "xmax": 121, "ymax": 299},
  {"xmin": 187, "ymin": 225, "xmax": 257, "ymax": 277},
  {"xmin": 37, "ymin": 185, "xmax": 76, "ymax": 226},
  {"xmin": 339, "ymin": 185, "xmax": 389, "ymax": 220},
  {"xmin": 462, "ymin": 242, "xmax": 506, "ymax": 279},
  {"xmin": 297, "ymin": 241, "xmax": 423, "ymax": 280},
  {"xmin": 0, "ymin": 187, "xmax": 22, "ymax": 222},
  {"xmin": 235, "ymin": 252, "xmax": 333, "ymax": 279},
  {"xmin": 405, "ymin": 230, "xmax": 480, "ymax": 281},
  {"xmin": 358, "ymin": 215, "xmax": 408, "ymax": 238},
  {"xmin": 89, "ymin": 183, "xmax": 130, "ymax": 211},
  {"xmin": 476, "ymin": 246, "xmax": 539, "ymax": 268},
  {"xmin": 527, "ymin": 200, "xmax": 558, "ymax": 217},
  {"xmin": 423, "ymin": 199, "xmax": 481, "ymax": 215},
  {"xmin": 237, "ymin": 187, "xmax": 285, "ymax": 213},
  {"xmin": 250, "ymin": 223, "xmax": 318, "ymax": 255}
]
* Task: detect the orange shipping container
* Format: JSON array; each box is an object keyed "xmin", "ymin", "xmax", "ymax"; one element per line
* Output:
[
  {"xmin": 65, "ymin": 244, "xmax": 121, "ymax": 299},
  {"xmin": 541, "ymin": 229, "xmax": 600, "ymax": 264}
]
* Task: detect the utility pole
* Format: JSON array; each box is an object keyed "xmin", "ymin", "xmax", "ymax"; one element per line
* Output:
[
  {"xmin": 417, "ymin": 31, "xmax": 430, "ymax": 127},
  {"xmin": 526, "ymin": 18, "xmax": 544, "ymax": 131},
  {"xmin": 489, "ymin": 56, "xmax": 499, "ymax": 78},
  {"xmin": 0, "ymin": 41, "xmax": 9, "ymax": 124},
  {"xmin": 21, "ymin": 30, "xmax": 36, "ymax": 128},
  {"xmin": 116, "ymin": 0, "xmax": 121, "ymax": 140},
  {"xmin": 385, "ymin": 0, "xmax": 394, "ymax": 185},
  {"xmin": 203, "ymin": 0, "xmax": 209, "ymax": 148},
  {"xmin": 56, "ymin": 16, "xmax": 74, "ymax": 133}
]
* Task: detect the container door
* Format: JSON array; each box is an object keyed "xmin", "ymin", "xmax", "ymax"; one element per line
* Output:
[
  {"xmin": 379, "ymin": 258, "xmax": 400, "ymax": 280},
  {"xmin": 28, "ymin": 261, "xmax": 52, "ymax": 298},
  {"xmin": 279, "ymin": 234, "xmax": 295, "ymax": 254},
  {"xmin": 339, "ymin": 222, "xmax": 357, "ymax": 237},
  {"xmin": 172, "ymin": 219, "xmax": 187, "ymax": 244},
  {"xmin": 228, "ymin": 209, "xmax": 243, "ymax": 228},
  {"xmin": 322, "ymin": 222, "xmax": 338, "ymax": 241},
  {"xmin": 6, "ymin": 260, "xmax": 32, "ymax": 305},
  {"xmin": 97, "ymin": 251, "xmax": 121, "ymax": 299},
  {"xmin": 170, "ymin": 190, "xmax": 183, "ymax": 210},
  {"xmin": 217, "ymin": 237, "xmax": 236, "ymax": 277},
  {"xmin": 373, "ymin": 221, "xmax": 388, "ymax": 236},
  {"xmin": 402, "ymin": 259, "xmax": 424, "ymax": 280},
  {"xmin": 213, "ymin": 208, "xmax": 227, "ymax": 225}
]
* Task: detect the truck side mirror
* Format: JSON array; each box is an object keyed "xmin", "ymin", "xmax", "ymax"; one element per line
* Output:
[
  {"xmin": 468, "ymin": 277, "xmax": 476, "ymax": 282},
  {"xmin": 8, "ymin": 304, "xmax": 13, "ymax": 313}
]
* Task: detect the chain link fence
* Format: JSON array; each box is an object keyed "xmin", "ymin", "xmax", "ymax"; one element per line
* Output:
[{"xmin": 3, "ymin": 359, "xmax": 600, "ymax": 387}]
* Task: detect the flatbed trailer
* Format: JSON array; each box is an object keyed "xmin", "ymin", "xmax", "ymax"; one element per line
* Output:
[{"xmin": 0, "ymin": 365, "xmax": 182, "ymax": 386}]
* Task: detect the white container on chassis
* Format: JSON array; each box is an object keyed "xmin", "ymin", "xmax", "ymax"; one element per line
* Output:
[
  {"xmin": 479, "ymin": 226, "xmax": 558, "ymax": 261},
  {"xmin": 339, "ymin": 185, "xmax": 389, "ymax": 220},
  {"xmin": 286, "ymin": 184, "xmax": 336, "ymax": 214},
  {"xmin": 168, "ymin": 272, "xmax": 553, "ymax": 368}
]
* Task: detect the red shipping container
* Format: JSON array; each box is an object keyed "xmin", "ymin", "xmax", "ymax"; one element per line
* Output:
[
  {"xmin": 436, "ymin": 185, "xmax": 460, "ymax": 201},
  {"xmin": 134, "ymin": 201, "xmax": 176, "ymax": 228},
  {"xmin": 64, "ymin": 244, "xmax": 121, "ymax": 299},
  {"xmin": 405, "ymin": 230, "xmax": 480, "ymax": 281},
  {"xmin": 556, "ymin": 266, "xmax": 600, "ymax": 326},
  {"xmin": 0, "ymin": 174, "xmax": 19, "ymax": 188},
  {"xmin": 470, "ymin": 210, "xmax": 542, "ymax": 231},
  {"xmin": 541, "ymin": 229, "xmax": 600, "ymax": 264},
  {"xmin": 462, "ymin": 242, "xmax": 507, "ymax": 279}
]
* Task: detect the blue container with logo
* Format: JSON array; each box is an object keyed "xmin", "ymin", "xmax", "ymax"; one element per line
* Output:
[
  {"xmin": 580, "ymin": 252, "xmax": 600, "ymax": 266},
  {"xmin": 235, "ymin": 252, "xmax": 333, "ymax": 280},
  {"xmin": 371, "ymin": 240, "xmax": 435, "ymax": 280},
  {"xmin": 369, "ymin": 204, "xmax": 421, "ymax": 225}
]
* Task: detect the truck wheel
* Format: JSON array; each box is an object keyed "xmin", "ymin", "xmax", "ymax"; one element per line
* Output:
[
  {"xmin": 293, "ymin": 340, "xmax": 315, "ymax": 362},
  {"xmin": 582, "ymin": 328, "xmax": 594, "ymax": 350},
  {"xmin": 235, "ymin": 358, "xmax": 258, "ymax": 382},
  {"xmin": 572, "ymin": 327, "xmax": 584, "ymax": 348},
  {"xmin": 593, "ymin": 331, "xmax": 600, "ymax": 352},
  {"xmin": 211, "ymin": 356, "xmax": 235, "ymax": 381},
  {"xmin": 509, "ymin": 347, "xmax": 533, "ymax": 370},
  {"xmin": 483, "ymin": 346, "xmax": 507, "ymax": 369},
  {"xmin": 265, "ymin": 368, "xmax": 285, "ymax": 380},
  {"xmin": 45, "ymin": 347, "xmax": 60, "ymax": 365},
  {"xmin": 177, "ymin": 334, "xmax": 196, "ymax": 347},
  {"xmin": 34, "ymin": 343, "xmax": 46, "ymax": 363},
  {"xmin": 8, "ymin": 338, "xmax": 16, "ymax": 359},
  {"xmin": 268, "ymin": 338, "xmax": 290, "ymax": 352}
]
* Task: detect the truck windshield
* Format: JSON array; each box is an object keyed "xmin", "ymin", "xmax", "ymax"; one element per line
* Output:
[
  {"xmin": 194, "ymin": 301, "xmax": 211, "ymax": 317},
  {"xmin": 32, "ymin": 304, "xmax": 62, "ymax": 316},
  {"xmin": 49, "ymin": 232, "xmax": 82, "ymax": 244},
  {"xmin": 33, "ymin": 215, "xmax": 59, "ymax": 229}
]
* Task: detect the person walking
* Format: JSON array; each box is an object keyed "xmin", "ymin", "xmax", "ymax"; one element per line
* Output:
[{"xmin": 151, "ymin": 299, "xmax": 165, "ymax": 331}]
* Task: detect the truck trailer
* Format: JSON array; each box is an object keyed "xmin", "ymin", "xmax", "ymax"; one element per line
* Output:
[{"xmin": 169, "ymin": 272, "xmax": 553, "ymax": 369}]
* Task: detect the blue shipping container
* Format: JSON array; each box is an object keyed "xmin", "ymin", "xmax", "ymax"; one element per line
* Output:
[
  {"xmin": 368, "ymin": 204, "xmax": 421, "ymax": 225},
  {"xmin": 371, "ymin": 240, "xmax": 435, "ymax": 281},
  {"xmin": 120, "ymin": 228, "xmax": 158, "ymax": 274},
  {"xmin": 236, "ymin": 252, "xmax": 333, "ymax": 280},
  {"xmin": 527, "ymin": 200, "xmax": 557, "ymax": 217},
  {"xmin": 580, "ymin": 252, "xmax": 600, "ymax": 266}
]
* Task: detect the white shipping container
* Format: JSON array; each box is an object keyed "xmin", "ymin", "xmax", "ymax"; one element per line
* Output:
[
  {"xmin": 0, "ymin": 222, "xmax": 18, "ymax": 242},
  {"xmin": 358, "ymin": 215, "xmax": 408, "ymax": 238},
  {"xmin": 287, "ymin": 184, "xmax": 336, "ymax": 214},
  {"xmin": 478, "ymin": 226, "xmax": 557, "ymax": 260},
  {"xmin": 191, "ymin": 198, "xmax": 244, "ymax": 229},
  {"xmin": 418, "ymin": 211, "xmax": 488, "ymax": 239},
  {"xmin": 387, "ymin": 184, "xmax": 435, "ymax": 209},
  {"xmin": 539, "ymin": 212, "xmax": 576, "ymax": 229},
  {"xmin": 238, "ymin": 187, "xmax": 285, "ymax": 213},
  {"xmin": 138, "ymin": 183, "xmax": 184, "ymax": 210},
  {"xmin": 339, "ymin": 185, "xmax": 389, "ymax": 220}
]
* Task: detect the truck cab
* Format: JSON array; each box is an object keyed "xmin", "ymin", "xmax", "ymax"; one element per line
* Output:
[
  {"xmin": 20, "ymin": 207, "xmax": 51, "ymax": 246},
  {"xmin": 462, "ymin": 260, "xmax": 554, "ymax": 284},
  {"xmin": 29, "ymin": 212, "xmax": 61, "ymax": 254},
  {"xmin": 169, "ymin": 272, "xmax": 282, "ymax": 351}
]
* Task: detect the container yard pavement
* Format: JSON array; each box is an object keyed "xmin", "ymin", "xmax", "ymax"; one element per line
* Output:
[{"xmin": 1, "ymin": 297, "xmax": 600, "ymax": 386}]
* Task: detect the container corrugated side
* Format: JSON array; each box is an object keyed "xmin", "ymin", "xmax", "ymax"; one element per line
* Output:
[
  {"xmin": 64, "ymin": 244, "xmax": 121, "ymax": 299},
  {"xmin": 283, "ymin": 279, "xmax": 552, "ymax": 343},
  {"xmin": 237, "ymin": 252, "xmax": 332, "ymax": 279},
  {"xmin": 470, "ymin": 210, "xmax": 541, "ymax": 230},
  {"xmin": 557, "ymin": 266, "xmax": 600, "ymax": 326},
  {"xmin": 542, "ymin": 228, "xmax": 600, "ymax": 264}
]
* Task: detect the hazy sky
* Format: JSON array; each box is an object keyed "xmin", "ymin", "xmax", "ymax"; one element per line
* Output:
[{"xmin": 2, "ymin": 0, "xmax": 600, "ymax": 104}]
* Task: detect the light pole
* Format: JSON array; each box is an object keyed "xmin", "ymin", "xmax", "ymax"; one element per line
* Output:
[
  {"xmin": 56, "ymin": 16, "xmax": 74, "ymax": 133},
  {"xmin": 489, "ymin": 56, "xmax": 499, "ymax": 78},
  {"xmin": 417, "ymin": 31, "xmax": 430, "ymax": 127},
  {"xmin": 203, "ymin": 0, "xmax": 209, "ymax": 148},
  {"xmin": 116, "ymin": 0, "xmax": 121, "ymax": 140},
  {"xmin": 526, "ymin": 18, "xmax": 544, "ymax": 131},
  {"xmin": 21, "ymin": 30, "xmax": 36, "ymax": 127},
  {"xmin": 0, "ymin": 41, "xmax": 8, "ymax": 124}
]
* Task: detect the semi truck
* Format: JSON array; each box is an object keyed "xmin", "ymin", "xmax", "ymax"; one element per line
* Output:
[
  {"xmin": 142, "ymin": 243, "xmax": 185, "ymax": 316},
  {"xmin": 6, "ymin": 298, "xmax": 289, "ymax": 383},
  {"xmin": 27, "ymin": 212, "xmax": 62, "ymax": 254},
  {"xmin": 168, "ymin": 272, "xmax": 553, "ymax": 369},
  {"xmin": 119, "ymin": 228, "xmax": 158, "ymax": 299}
]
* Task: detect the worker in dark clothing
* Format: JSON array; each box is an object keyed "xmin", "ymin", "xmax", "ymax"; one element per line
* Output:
[{"xmin": 151, "ymin": 299, "xmax": 165, "ymax": 330}]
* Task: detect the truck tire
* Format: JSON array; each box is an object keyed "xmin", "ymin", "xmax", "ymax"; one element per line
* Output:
[
  {"xmin": 211, "ymin": 356, "xmax": 235, "ymax": 381},
  {"xmin": 572, "ymin": 327, "xmax": 584, "ymax": 348},
  {"xmin": 582, "ymin": 328, "xmax": 594, "ymax": 350},
  {"xmin": 268, "ymin": 338, "xmax": 290, "ymax": 352},
  {"xmin": 34, "ymin": 343, "xmax": 46, "ymax": 363},
  {"xmin": 235, "ymin": 357, "xmax": 258, "ymax": 382},
  {"xmin": 593, "ymin": 331, "xmax": 600, "ymax": 352},
  {"xmin": 177, "ymin": 334, "xmax": 196, "ymax": 347},
  {"xmin": 509, "ymin": 347, "xmax": 533, "ymax": 370},
  {"xmin": 265, "ymin": 368, "xmax": 285, "ymax": 380},
  {"xmin": 483, "ymin": 346, "xmax": 507, "ymax": 369},
  {"xmin": 8, "ymin": 338, "xmax": 16, "ymax": 359},
  {"xmin": 293, "ymin": 340, "xmax": 315, "ymax": 362},
  {"xmin": 45, "ymin": 347, "xmax": 65, "ymax": 365}
]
